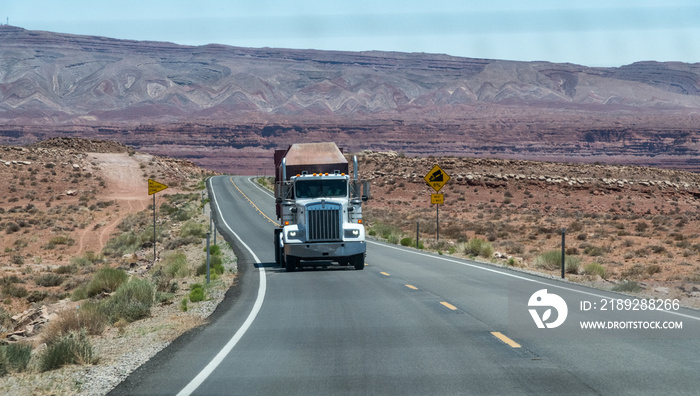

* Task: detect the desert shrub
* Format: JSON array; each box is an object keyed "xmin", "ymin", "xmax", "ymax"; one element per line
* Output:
[
  {"xmin": 42, "ymin": 303, "xmax": 107, "ymax": 346},
  {"xmin": 181, "ymin": 221, "xmax": 205, "ymax": 238},
  {"xmin": 206, "ymin": 245, "xmax": 221, "ymax": 255},
  {"xmin": 649, "ymin": 245, "xmax": 666, "ymax": 254},
  {"xmin": 196, "ymin": 255, "xmax": 224, "ymax": 277},
  {"xmin": 464, "ymin": 238, "xmax": 494, "ymax": 258},
  {"xmin": 370, "ymin": 223, "xmax": 401, "ymax": 241},
  {"xmin": 54, "ymin": 264, "xmax": 77, "ymax": 274},
  {"xmin": 102, "ymin": 279, "xmax": 154, "ymax": 323},
  {"xmin": 35, "ymin": 273, "xmax": 64, "ymax": 287},
  {"xmin": 0, "ymin": 307, "xmax": 13, "ymax": 333},
  {"xmin": 612, "ymin": 281, "xmax": 641, "ymax": 293},
  {"xmin": 2, "ymin": 284, "xmax": 28, "ymax": 298},
  {"xmin": 583, "ymin": 262, "xmax": 607, "ymax": 278},
  {"xmin": 635, "ymin": 221, "xmax": 649, "ymax": 233},
  {"xmin": 117, "ymin": 212, "xmax": 149, "ymax": 233},
  {"xmin": 568, "ymin": 221, "xmax": 583, "ymax": 233},
  {"xmin": 10, "ymin": 254, "xmax": 24, "ymax": 265},
  {"xmin": 400, "ymin": 237, "xmax": 413, "ymax": 247},
  {"xmin": 49, "ymin": 236, "xmax": 75, "ymax": 246},
  {"xmin": 1, "ymin": 343, "xmax": 32, "ymax": 373},
  {"xmin": 87, "ymin": 267, "xmax": 128, "ymax": 297},
  {"xmin": 70, "ymin": 251, "xmax": 103, "ymax": 267},
  {"xmin": 27, "ymin": 290, "xmax": 48, "ymax": 303},
  {"xmin": 180, "ymin": 298, "xmax": 188, "ymax": 312},
  {"xmin": 71, "ymin": 284, "xmax": 89, "ymax": 301},
  {"xmin": 1, "ymin": 275, "xmax": 22, "ymax": 285},
  {"xmin": 533, "ymin": 250, "xmax": 581, "ymax": 273},
  {"xmin": 162, "ymin": 251, "xmax": 190, "ymax": 278},
  {"xmin": 39, "ymin": 330, "xmax": 95, "ymax": 372},
  {"xmin": 189, "ymin": 284, "xmax": 205, "ymax": 302},
  {"xmin": 155, "ymin": 291, "xmax": 175, "ymax": 304},
  {"xmin": 138, "ymin": 225, "xmax": 164, "ymax": 246},
  {"xmin": 646, "ymin": 264, "xmax": 662, "ymax": 276},
  {"xmin": 165, "ymin": 235, "xmax": 200, "ymax": 250},
  {"xmin": 174, "ymin": 209, "xmax": 193, "ymax": 222},
  {"xmin": 583, "ymin": 245, "xmax": 605, "ymax": 257},
  {"xmin": 5, "ymin": 222, "xmax": 20, "ymax": 234},
  {"xmin": 621, "ymin": 264, "xmax": 645, "ymax": 279},
  {"xmin": 159, "ymin": 202, "xmax": 178, "ymax": 215},
  {"xmin": 151, "ymin": 269, "xmax": 177, "ymax": 294},
  {"xmin": 564, "ymin": 256, "xmax": 581, "ymax": 274},
  {"xmin": 102, "ymin": 231, "xmax": 140, "ymax": 257},
  {"xmin": 387, "ymin": 234, "xmax": 400, "ymax": 244}
]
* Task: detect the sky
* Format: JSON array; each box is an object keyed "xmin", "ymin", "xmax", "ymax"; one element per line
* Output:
[{"xmin": 4, "ymin": 0, "xmax": 700, "ymax": 67}]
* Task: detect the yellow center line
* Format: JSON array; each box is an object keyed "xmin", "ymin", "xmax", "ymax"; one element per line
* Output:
[
  {"xmin": 380, "ymin": 272, "xmax": 390, "ymax": 276},
  {"xmin": 229, "ymin": 177, "xmax": 279, "ymax": 226},
  {"xmin": 405, "ymin": 285, "xmax": 418, "ymax": 290},
  {"xmin": 490, "ymin": 332, "xmax": 522, "ymax": 348},
  {"xmin": 440, "ymin": 301, "xmax": 458, "ymax": 311}
]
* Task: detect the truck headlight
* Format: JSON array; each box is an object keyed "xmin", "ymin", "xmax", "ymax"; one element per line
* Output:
[
  {"xmin": 344, "ymin": 229, "xmax": 360, "ymax": 238},
  {"xmin": 287, "ymin": 230, "xmax": 299, "ymax": 239}
]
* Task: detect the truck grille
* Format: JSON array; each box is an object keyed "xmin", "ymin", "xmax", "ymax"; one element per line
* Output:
[{"xmin": 306, "ymin": 203, "xmax": 341, "ymax": 242}]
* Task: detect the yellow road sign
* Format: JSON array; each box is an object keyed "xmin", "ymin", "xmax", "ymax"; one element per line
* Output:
[
  {"xmin": 424, "ymin": 164, "xmax": 450, "ymax": 192},
  {"xmin": 431, "ymin": 193, "xmax": 444, "ymax": 204},
  {"xmin": 148, "ymin": 179, "xmax": 169, "ymax": 195}
]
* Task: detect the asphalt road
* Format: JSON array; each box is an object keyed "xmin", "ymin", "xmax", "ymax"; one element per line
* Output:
[{"xmin": 111, "ymin": 175, "xmax": 700, "ymax": 395}]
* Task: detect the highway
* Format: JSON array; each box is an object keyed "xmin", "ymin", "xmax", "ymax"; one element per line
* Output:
[{"xmin": 111, "ymin": 175, "xmax": 700, "ymax": 395}]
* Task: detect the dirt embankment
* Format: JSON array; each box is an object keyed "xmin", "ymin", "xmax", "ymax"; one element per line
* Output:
[{"xmin": 0, "ymin": 138, "xmax": 235, "ymax": 395}]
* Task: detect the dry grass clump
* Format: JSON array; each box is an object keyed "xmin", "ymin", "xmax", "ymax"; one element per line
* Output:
[
  {"xmin": 42, "ymin": 303, "xmax": 107, "ymax": 346},
  {"xmin": 39, "ymin": 329, "xmax": 96, "ymax": 372}
]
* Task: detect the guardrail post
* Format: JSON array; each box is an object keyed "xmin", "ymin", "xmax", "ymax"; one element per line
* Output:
[
  {"xmin": 416, "ymin": 221, "xmax": 420, "ymax": 249},
  {"xmin": 561, "ymin": 228, "xmax": 566, "ymax": 279},
  {"xmin": 206, "ymin": 231, "xmax": 211, "ymax": 284}
]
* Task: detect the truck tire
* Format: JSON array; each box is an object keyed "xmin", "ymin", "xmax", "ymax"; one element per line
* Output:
[
  {"xmin": 353, "ymin": 254, "xmax": 365, "ymax": 270},
  {"xmin": 274, "ymin": 232, "xmax": 281, "ymax": 266},
  {"xmin": 285, "ymin": 255, "xmax": 297, "ymax": 272}
]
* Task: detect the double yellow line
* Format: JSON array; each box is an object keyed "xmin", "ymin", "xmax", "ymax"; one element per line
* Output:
[{"xmin": 230, "ymin": 177, "xmax": 279, "ymax": 226}]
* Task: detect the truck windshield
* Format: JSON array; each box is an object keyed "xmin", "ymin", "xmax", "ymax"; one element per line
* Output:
[{"xmin": 295, "ymin": 179, "xmax": 347, "ymax": 198}]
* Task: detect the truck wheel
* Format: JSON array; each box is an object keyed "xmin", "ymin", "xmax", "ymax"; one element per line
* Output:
[
  {"xmin": 285, "ymin": 255, "xmax": 297, "ymax": 272},
  {"xmin": 353, "ymin": 254, "xmax": 365, "ymax": 270},
  {"xmin": 274, "ymin": 229, "xmax": 282, "ymax": 266},
  {"xmin": 279, "ymin": 249, "xmax": 286, "ymax": 268}
]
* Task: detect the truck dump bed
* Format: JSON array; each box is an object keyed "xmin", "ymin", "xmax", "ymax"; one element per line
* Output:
[{"xmin": 274, "ymin": 142, "xmax": 348, "ymax": 182}]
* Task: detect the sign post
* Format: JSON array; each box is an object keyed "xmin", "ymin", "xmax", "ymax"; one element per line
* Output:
[
  {"xmin": 424, "ymin": 165, "xmax": 450, "ymax": 242},
  {"xmin": 148, "ymin": 179, "xmax": 169, "ymax": 265}
]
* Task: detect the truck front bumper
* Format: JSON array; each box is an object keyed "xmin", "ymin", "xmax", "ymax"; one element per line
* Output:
[{"xmin": 285, "ymin": 241, "xmax": 366, "ymax": 260}]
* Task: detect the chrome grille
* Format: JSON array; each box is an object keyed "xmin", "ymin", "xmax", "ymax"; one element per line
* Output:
[{"xmin": 307, "ymin": 203, "xmax": 341, "ymax": 242}]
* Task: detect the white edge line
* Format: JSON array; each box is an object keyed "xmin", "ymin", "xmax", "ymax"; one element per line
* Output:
[
  {"xmin": 368, "ymin": 240, "xmax": 700, "ymax": 322},
  {"xmin": 249, "ymin": 176, "xmax": 275, "ymax": 198},
  {"xmin": 177, "ymin": 177, "xmax": 267, "ymax": 396}
]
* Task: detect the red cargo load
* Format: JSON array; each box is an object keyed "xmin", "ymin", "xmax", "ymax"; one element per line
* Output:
[{"xmin": 274, "ymin": 142, "xmax": 348, "ymax": 182}]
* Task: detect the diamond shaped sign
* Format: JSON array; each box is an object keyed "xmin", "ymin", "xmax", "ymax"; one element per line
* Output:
[{"xmin": 424, "ymin": 165, "xmax": 450, "ymax": 192}]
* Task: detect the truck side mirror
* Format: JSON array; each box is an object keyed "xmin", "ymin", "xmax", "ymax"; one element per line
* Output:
[
  {"xmin": 362, "ymin": 181, "xmax": 370, "ymax": 201},
  {"xmin": 275, "ymin": 197, "xmax": 282, "ymax": 204}
]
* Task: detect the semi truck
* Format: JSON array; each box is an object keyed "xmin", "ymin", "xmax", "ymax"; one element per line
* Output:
[{"xmin": 274, "ymin": 142, "xmax": 369, "ymax": 271}]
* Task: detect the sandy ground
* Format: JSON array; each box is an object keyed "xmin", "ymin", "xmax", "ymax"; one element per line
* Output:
[{"xmin": 76, "ymin": 153, "xmax": 151, "ymax": 254}]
